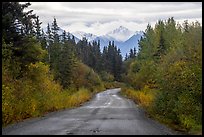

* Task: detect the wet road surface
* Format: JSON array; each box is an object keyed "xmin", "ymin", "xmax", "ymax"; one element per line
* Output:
[{"xmin": 2, "ymin": 88, "xmax": 179, "ymax": 135}]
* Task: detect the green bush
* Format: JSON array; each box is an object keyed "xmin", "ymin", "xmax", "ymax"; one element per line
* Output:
[
  {"xmin": 99, "ymin": 71, "xmax": 114, "ymax": 82},
  {"xmin": 72, "ymin": 62, "xmax": 104, "ymax": 92},
  {"xmin": 122, "ymin": 19, "xmax": 202, "ymax": 134}
]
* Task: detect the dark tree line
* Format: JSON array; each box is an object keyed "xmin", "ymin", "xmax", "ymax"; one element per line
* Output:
[
  {"xmin": 76, "ymin": 38, "xmax": 123, "ymax": 81},
  {"xmin": 102, "ymin": 41, "xmax": 123, "ymax": 80},
  {"xmin": 2, "ymin": 2, "xmax": 123, "ymax": 86},
  {"xmin": 23, "ymin": 14, "xmax": 123, "ymax": 86},
  {"xmin": 125, "ymin": 47, "xmax": 137, "ymax": 60}
]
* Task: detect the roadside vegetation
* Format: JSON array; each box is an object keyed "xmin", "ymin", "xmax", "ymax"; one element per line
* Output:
[
  {"xmin": 121, "ymin": 18, "xmax": 202, "ymax": 135},
  {"xmin": 2, "ymin": 2, "xmax": 120, "ymax": 127},
  {"xmin": 2, "ymin": 57, "xmax": 101, "ymax": 126},
  {"xmin": 2, "ymin": 2, "xmax": 124, "ymax": 127}
]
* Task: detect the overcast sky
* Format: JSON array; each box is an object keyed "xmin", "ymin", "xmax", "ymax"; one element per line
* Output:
[{"xmin": 24, "ymin": 2, "xmax": 202, "ymax": 36}]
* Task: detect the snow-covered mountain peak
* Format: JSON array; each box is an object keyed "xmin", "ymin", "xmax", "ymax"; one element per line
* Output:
[
  {"xmin": 72, "ymin": 31, "xmax": 97, "ymax": 42},
  {"xmin": 106, "ymin": 26, "xmax": 135, "ymax": 42},
  {"xmin": 113, "ymin": 26, "xmax": 129, "ymax": 33}
]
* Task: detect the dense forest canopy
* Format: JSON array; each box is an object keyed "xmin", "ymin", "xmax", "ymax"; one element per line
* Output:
[{"xmin": 122, "ymin": 17, "xmax": 202, "ymax": 133}]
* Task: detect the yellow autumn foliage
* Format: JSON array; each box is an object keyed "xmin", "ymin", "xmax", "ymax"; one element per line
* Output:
[
  {"xmin": 2, "ymin": 62, "xmax": 93, "ymax": 127},
  {"xmin": 121, "ymin": 85, "xmax": 156, "ymax": 108}
]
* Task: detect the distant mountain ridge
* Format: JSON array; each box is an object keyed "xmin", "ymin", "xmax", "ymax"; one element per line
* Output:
[{"xmin": 45, "ymin": 26, "xmax": 144, "ymax": 58}]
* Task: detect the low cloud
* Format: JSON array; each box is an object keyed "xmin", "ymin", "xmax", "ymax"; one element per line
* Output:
[{"xmin": 24, "ymin": 2, "xmax": 202, "ymax": 35}]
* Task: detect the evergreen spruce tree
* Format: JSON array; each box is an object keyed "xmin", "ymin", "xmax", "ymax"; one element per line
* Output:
[
  {"xmin": 133, "ymin": 47, "xmax": 137, "ymax": 57},
  {"xmin": 34, "ymin": 16, "xmax": 42, "ymax": 40},
  {"xmin": 125, "ymin": 53, "xmax": 128, "ymax": 61},
  {"xmin": 129, "ymin": 49, "xmax": 134, "ymax": 58},
  {"xmin": 51, "ymin": 17, "xmax": 59, "ymax": 43}
]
